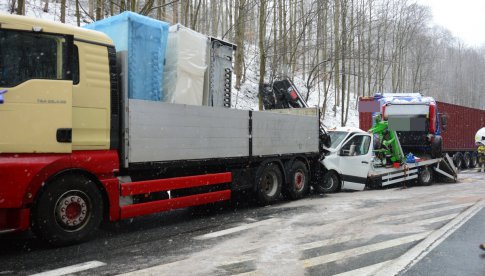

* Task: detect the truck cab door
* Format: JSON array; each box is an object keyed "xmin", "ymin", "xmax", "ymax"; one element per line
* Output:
[
  {"xmin": 0, "ymin": 29, "xmax": 73, "ymax": 153},
  {"xmin": 338, "ymin": 134, "xmax": 372, "ymax": 190}
]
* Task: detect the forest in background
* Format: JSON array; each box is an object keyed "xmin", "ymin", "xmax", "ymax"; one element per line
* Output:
[{"xmin": 4, "ymin": 0, "xmax": 484, "ymax": 126}]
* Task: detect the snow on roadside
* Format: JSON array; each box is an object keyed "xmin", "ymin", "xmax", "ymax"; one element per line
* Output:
[{"xmin": 232, "ymin": 44, "xmax": 359, "ymax": 129}]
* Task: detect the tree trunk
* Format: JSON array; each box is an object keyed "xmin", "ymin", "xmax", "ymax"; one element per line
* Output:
[
  {"xmin": 95, "ymin": 0, "xmax": 102, "ymax": 21},
  {"xmin": 211, "ymin": 1, "xmax": 218, "ymax": 36},
  {"xmin": 333, "ymin": 0, "xmax": 340, "ymax": 116},
  {"xmin": 367, "ymin": 0, "xmax": 372, "ymax": 96},
  {"xmin": 173, "ymin": 0, "xmax": 178, "ymax": 23},
  {"xmin": 120, "ymin": 0, "xmax": 126, "ymax": 12},
  {"xmin": 60, "ymin": 0, "xmax": 66, "ymax": 22},
  {"xmin": 258, "ymin": 0, "xmax": 267, "ymax": 110},
  {"xmin": 191, "ymin": 0, "xmax": 201, "ymax": 30},
  {"xmin": 43, "ymin": 0, "xmax": 49, "ymax": 12},
  {"xmin": 76, "ymin": 0, "xmax": 80, "ymax": 26},
  {"xmin": 89, "ymin": 0, "xmax": 94, "ymax": 19},
  {"xmin": 16, "ymin": 0, "xmax": 25, "ymax": 15},
  {"xmin": 340, "ymin": 0, "xmax": 347, "ymax": 126},
  {"xmin": 234, "ymin": 0, "xmax": 246, "ymax": 89}
]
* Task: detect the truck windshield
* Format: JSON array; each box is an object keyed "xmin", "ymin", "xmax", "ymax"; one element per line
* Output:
[{"xmin": 328, "ymin": 131, "xmax": 348, "ymax": 149}]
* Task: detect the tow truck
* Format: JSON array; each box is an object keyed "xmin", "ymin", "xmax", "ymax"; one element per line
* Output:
[{"xmin": 314, "ymin": 116, "xmax": 457, "ymax": 193}]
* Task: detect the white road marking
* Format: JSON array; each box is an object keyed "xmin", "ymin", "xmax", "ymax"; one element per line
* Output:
[
  {"xmin": 298, "ymin": 234, "xmax": 357, "ymax": 251},
  {"xmin": 413, "ymin": 213, "xmax": 458, "ymax": 226},
  {"xmin": 117, "ymin": 260, "xmax": 185, "ymax": 276},
  {"xmin": 30, "ymin": 261, "xmax": 106, "ymax": 276},
  {"xmin": 193, "ymin": 218, "xmax": 280, "ymax": 240},
  {"xmin": 374, "ymin": 200, "xmax": 484, "ymax": 276},
  {"xmin": 299, "ymin": 203, "xmax": 469, "ymax": 251},
  {"xmin": 302, "ymin": 231, "xmax": 431, "ymax": 268},
  {"xmin": 231, "ymin": 271, "xmax": 265, "ymax": 276},
  {"xmin": 331, "ymin": 260, "xmax": 392, "ymax": 276},
  {"xmin": 372, "ymin": 203, "xmax": 472, "ymax": 224}
]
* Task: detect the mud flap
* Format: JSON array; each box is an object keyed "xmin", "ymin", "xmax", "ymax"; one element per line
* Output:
[{"xmin": 434, "ymin": 154, "xmax": 458, "ymax": 182}]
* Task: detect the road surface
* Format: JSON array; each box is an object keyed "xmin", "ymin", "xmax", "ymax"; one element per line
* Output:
[{"xmin": 1, "ymin": 169, "xmax": 484, "ymax": 276}]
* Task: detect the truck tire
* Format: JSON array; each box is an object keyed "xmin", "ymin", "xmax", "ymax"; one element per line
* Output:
[
  {"xmin": 463, "ymin": 152, "xmax": 471, "ymax": 169},
  {"xmin": 470, "ymin": 152, "xmax": 478, "ymax": 168},
  {"xmin": 417, "ymin": 166, "xmax": 434, "ymax": 186},
  {"xmin": 283, "ymin": 161, "xmax": 309, "ymax": 200},
  {"xmin": 453, "ymin": 152, "xmax": 463, "ymax": 170},
  {"xmin": 430, "ymin": 136, "xmax": 442, "ymax": 158},
  {"xmin": 255, "ymin": 163, "xmax": 282, "ymax": 206},
  {"xmin": 31, "ymin": 174, "xmax": 104, "ymax": 246},
  {"xmin": 314, "ymin": 171, "xmax": 340, "ymax": 193}
]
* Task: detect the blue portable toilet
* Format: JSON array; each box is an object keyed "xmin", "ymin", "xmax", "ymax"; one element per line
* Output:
[{"xmin": 85, "ymin": 12, "xmax": 169, "ymax": 101}]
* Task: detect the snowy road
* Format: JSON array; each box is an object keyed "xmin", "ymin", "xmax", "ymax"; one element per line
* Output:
[{"xmin": 1, "ymin": 170, "xmax": 484, "ymax": 276}]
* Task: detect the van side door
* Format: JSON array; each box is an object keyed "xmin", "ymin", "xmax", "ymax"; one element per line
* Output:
[{"xmin": 338, "ymin": 134, "xmax": 372, "ymax": 190}]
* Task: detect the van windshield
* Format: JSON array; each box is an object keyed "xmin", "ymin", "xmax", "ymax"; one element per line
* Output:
[{"xmin": 328, "ymin": 131, "xmax": 348, "ymax": 149}]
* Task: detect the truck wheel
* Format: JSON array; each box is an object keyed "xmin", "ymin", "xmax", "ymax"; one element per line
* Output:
[
  {"xmin": 31, "ymin": 174, "xmax": 104, "ymax": 246},
  {"xmin": 453, "ymin": 152, "xmax": 463, "ymax": 170},
  {"xmin": 314, "ymin": 171, "xmax": 340, "ymax": 193},
  {"xmin": 431, "ymin": 136, "xmax": 442, "ymax": 158},
  {"xmin": 470, "ymin": 153, "xmax": 478, "ymax": 168},
  {"xmin": 463, "ymin": 152, "xmax": 471, "ymax": 169},
  {"xmin": 283, "ymin": 161, "xmax": 309, "ymax": 200},
  {"xmin": 255, "ymin": 163, "xmax": 282, "ymax": 206},
  {"xmin": 417, "ymin": 166, "xmax": 434, "ymax": 186}
]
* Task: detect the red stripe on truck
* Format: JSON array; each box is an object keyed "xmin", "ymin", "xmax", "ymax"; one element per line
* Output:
[
  {"xmin": 120, "ymin": 190, "xmax": 231, "ymax": 219},
  {"xmin": 120, "ymin": 172, "xmax": 232, "ymax": 196}
]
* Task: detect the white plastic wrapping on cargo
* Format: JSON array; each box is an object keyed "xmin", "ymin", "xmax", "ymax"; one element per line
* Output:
[{"xmin": 163, "ymin": 24, "xmax": 208, "ymax": 105}]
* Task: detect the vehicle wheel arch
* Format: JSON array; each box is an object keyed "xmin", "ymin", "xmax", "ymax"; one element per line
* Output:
[
  {"xmin": 313, "ymin": 169, "xmax": 342, "ymax": 194},
  {"xmin": 327, "ymin": 169, "xmax": 342, "ymax": 191},
  {"xmin": 33, "ymin": 168, "xmax": 110, "ymax": 222}
]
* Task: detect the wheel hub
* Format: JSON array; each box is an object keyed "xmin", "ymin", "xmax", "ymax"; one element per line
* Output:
[
  {"xmin": 324, "ymin": 176, "xmax": 334, "ymax": 189},
  {"xmin": 56, "ymin": 192, "xmax": 89, "ymax": 229},
  {"xmin": 262, "ymin": 172, "xmax": 278, "ymax": 196},
  {"xmin": 294, "ymin": 171, "xmax": 305, "ymax": 190},
  {"xmin": 421, "ymin": 169, "xmax": 431, "ymax": 183}
]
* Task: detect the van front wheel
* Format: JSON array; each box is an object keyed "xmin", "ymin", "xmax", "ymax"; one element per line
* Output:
[{"xmin": 314, "ymin": 171, "xmax": 340, "ymax": 193}]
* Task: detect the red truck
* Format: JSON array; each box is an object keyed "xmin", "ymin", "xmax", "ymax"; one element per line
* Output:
[{"xmin": 359, "ymin": 94, "xmax": 485, "ymax": 169}]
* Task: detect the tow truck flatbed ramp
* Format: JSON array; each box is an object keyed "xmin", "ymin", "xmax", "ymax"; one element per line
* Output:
[{"xmin": 368, "ymin": 154, "xmax": 457, "ymax": 188}]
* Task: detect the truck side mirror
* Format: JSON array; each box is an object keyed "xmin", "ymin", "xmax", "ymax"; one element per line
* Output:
[{"xmin": 441, "ymin": 114, "xmax": 447, "ymax": 131}]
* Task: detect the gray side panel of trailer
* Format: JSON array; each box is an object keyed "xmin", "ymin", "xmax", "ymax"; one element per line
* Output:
[
  {"xmin": 128, "ymin": 100, "xmax": 249, "ymax": 163},
  {"xmin": 252, "ymin": 111, "xmax": 319, "ymax": 156}
]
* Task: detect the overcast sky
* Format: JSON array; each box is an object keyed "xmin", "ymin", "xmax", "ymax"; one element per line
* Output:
[{"xmin": 415, "ymin": 0, "xmax": 485, "ymax": 47}]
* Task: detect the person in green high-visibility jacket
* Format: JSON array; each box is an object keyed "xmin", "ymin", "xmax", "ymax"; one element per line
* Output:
[
  {"xmin": 478, "ymin": 145, "xmax": 485, "ymax": 173},
  {"xmin": 476, "ymin": 128, "xmax": 485, "ymax": 173},
  {"xmin": 368, "ymin": 115, "xmax": 403, "ymax": 163}
]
